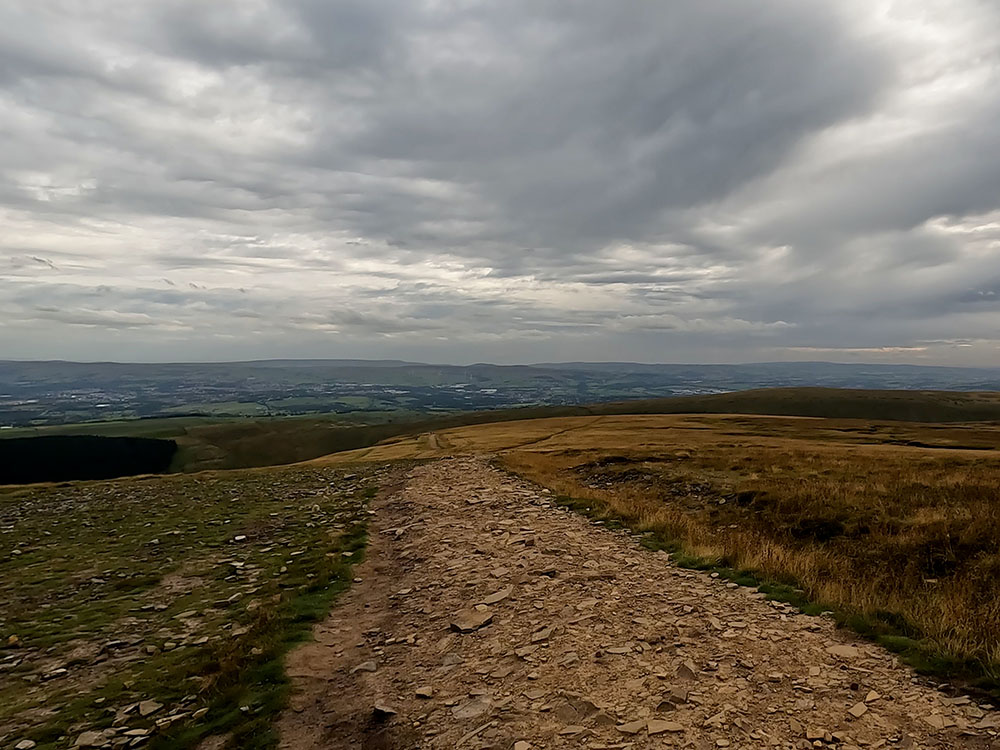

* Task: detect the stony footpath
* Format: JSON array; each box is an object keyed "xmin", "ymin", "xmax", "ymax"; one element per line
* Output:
[{"xmin": 278, "ymin": 457, "xmax": 999, "ymax": 750}]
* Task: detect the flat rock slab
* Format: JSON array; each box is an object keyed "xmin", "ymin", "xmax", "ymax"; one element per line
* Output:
[
  {"xmin": 450, "ymin": 607, "xmax": 494, "ymax": 633},
  {"xmin": 278, "ymin": 457, "xmax": 1000, "ymax": 750}
]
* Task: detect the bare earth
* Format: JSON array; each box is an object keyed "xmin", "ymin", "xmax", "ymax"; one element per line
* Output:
[{"xmin": 278, "ymin": 457, "xmax": 999, "ymax": 750}]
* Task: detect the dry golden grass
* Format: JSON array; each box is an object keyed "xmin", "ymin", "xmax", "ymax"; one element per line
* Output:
[{"xmin": 319, "ymin": 413, "xmax": 1000, "ymax": 682}]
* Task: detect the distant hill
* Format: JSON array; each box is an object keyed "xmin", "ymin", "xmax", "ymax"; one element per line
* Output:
[{"xmin": 587, "ymin": 387, "xmax": 1000, "ymax": 422}]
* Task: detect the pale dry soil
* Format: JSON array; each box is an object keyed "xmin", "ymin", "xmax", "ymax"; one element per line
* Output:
[{"xmin": 278, "ymin": 458, "xmax": 999, "ymax": 750}]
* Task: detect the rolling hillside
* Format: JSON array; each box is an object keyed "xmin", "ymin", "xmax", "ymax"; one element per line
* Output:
[{"xmin": 6, "ymin": 387, "xmax": 1000, "ymax": 477}]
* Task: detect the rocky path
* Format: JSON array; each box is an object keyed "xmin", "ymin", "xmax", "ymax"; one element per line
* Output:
[{"xmin": 278, "ymin": 458, "xmax": 999, "ymax": 750}]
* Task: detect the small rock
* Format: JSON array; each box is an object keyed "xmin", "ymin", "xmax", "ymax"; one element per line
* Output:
[
  {"xmin": 138, "ymin": 700, "xmax": 163, "ymax": 717},
  {"xmin": 372, "ymin": 704, "xmax": 397, "ymax": 722},
  {"xmin": 350, "ymin": 660, "xmax": 377, "ymax": 674},
  {"xmin": 676, "ymin": 660, "xmax": 699, "ymax": 680},
  {"xmin": 15, "ymin": 741, "xmax": 37, "ymax": 750},
  {"xmin": 923, "ymin": 714, "xmax": 947, "ymax": 730},
  {"xmin": 75, "ymin": 731, "xmax": 105, "ymax": 748},
  {"xmin": 848, "ymin": 702, "xmax": 868, "ymax": 719},
  {"xmin": 451, "ymin": 608, "xmax": 494, "ymax": 633},
  {"xmin": 513, "ymin": 743, "xmax": 532, "ymax": 750},
  {"xmin": 865, "ymin": 690, "xmax": 881, "ymax": 703},
  {"xmin": 648, "ymin": 719, "xmax": 684, "ymax": 734},
  {"xmin": 530, "ymin": 626, "xmax": 554, "ymax": 643},
  {"xmin": 827, "ymin": 644, "xmax": 860, "ymax": 659},
  {"xmin": 616, "ymin": 720, "xmax": 646, "ymax": 735},
  {"xmin": 452, "ymin": 697, "xmax": 491, "ymax": 719},
  {"xmin": 415, "ymin": 685, "xmax": 435, "ymax": 699},
  {"xmin": 6, "ymin": 635, "xmax": 22, "ymax": 648},
  {"xmin": 558, "ymin": 726, "xmax": 585, "ymax": 736},
  {"xmin": 482, "ymin": 586, "xmax": 513, "ymax": 605}
]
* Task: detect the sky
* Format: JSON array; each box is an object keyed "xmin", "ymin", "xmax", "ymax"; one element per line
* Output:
[{"xmin": 2, "ymin": 1, "xmax": 1000, "ymax": 365}]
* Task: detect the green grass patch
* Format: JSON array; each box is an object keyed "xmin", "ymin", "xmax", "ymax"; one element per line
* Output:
[{"xmin": 0, "ymin": 464, "xmax": 399, "ymax": 749}]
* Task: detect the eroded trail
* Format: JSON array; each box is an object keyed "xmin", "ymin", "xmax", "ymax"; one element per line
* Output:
[{"xmin": 278, "ymin": 458, "xmax": 998, "ymax": 749}]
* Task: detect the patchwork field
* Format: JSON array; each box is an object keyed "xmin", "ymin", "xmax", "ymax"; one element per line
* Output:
[
  {"xmin": 322, "ymin": 413, "xmax": 1000, "ymax": 690},
  {"xmin": 0, "ymin": 462, "xmax": 404, "ymax": 750}
]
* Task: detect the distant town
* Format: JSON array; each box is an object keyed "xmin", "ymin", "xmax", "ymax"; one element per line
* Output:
[{"xmin": 3, "ymin": 359, "xmax": 1000, "ymax": 428}]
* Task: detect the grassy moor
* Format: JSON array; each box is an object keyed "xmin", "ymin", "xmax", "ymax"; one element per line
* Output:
[
  {"xmin": 323, "ymin": 411, "xmax": 1000, "ymax": 691},
  {"xmin": 7, "ymin": 389, "xmax": 1000, "ymax": 747}
]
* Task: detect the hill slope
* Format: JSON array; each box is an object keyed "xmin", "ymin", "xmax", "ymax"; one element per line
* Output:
[{"xmin": 6, "ymin": 387, "xmax": 1000, "ymax": 477}]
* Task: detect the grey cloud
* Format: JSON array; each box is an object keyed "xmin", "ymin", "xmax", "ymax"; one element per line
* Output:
[{"xmin": 1, "ymin": 1, "xmax": 999, "ymax": 364}]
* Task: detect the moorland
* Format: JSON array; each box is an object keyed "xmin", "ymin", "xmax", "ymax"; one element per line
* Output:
[
  {"xmin": 5, "ymin": 387, "xmax": 1000, "ymax": 748},
  {"xmin": 324, "ymin": 410, "xmax": 1000, "ymax": 690}
]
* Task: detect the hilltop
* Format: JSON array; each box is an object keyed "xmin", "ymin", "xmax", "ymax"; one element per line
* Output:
[{"xmin": 6, "ymin": 396, "xmax": 1000, "ymax": 747}]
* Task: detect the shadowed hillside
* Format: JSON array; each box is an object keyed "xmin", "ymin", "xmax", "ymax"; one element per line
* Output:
[
  {"xmin": 0, "ymin": 435, "xmax": 178, "ymax": 484},
  {"xmin": 588, "ymin": 387, "xmax": 1000, "ymax": 422}
]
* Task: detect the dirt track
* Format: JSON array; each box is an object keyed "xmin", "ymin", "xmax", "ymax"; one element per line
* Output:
[{"xmin": 278, "ymin": 457, "xmax": 999, "ymax": 749}]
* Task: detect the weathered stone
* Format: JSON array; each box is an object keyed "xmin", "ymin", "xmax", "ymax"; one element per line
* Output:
[
  {"xmin": 848, "ymin": 702, "xmax": 868, "ymax": 719},
  {"xmin": 826, "ymin": 644, "xmax": 860, "ymax": 659},
  {"xmin": 452, "ymin": 697, "xmax": 491, "ymax": 719},
  {"xmin": 372, "ymin": 704, "xmax": 397, "ymax": 722},
  {"xmin": 138, "ymin": 700, "xmax": 163, "ymax": 717},
  {"xmin": 648, "ymin": 719, "xmax": 684, "ymax": 734},
  {"xmin": 451, "ymin": 608, "xmax": 494, "ymax": 633},
  {"xmin": 530, "ymin": 626, "xmax": 553, "ymax": 643},
  {"xmin": 482, "ymin": 586, "xmax": 513, "ymax": 605},
  {"xmin": 616, "ymin": 720, "xmax": 645, "ymax": 735},
  {"xmin": 676, "ymin": 660, "xmax": 698, "ymax": 680},
  {"xmin": 74, "ymin": 731, "xmax": 105, "ymax": 748}
]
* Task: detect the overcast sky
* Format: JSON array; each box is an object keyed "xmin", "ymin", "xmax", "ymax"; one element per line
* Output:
[{"xmin": 2, "ymin": 1, "xmax": 999, "ymax": 365}]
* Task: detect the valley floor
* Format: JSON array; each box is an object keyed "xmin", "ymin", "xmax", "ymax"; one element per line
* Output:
[{"xmin": 278, "ymin": 457, "xmax": 997, "ymax": 749}]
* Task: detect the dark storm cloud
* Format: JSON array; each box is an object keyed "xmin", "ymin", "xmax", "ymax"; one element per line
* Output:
[{"xmin": 1, "ymin": 0, "xmax": 999, "ymax": 363}]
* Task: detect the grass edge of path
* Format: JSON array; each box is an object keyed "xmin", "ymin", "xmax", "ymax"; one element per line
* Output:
[{"xmin": 491, "ymin": 460, "xmax": 1000, "ymax": 704}]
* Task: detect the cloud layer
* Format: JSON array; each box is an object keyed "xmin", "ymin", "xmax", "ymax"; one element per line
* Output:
[{"xmin": 2, "ymin": 0, "xmax": 999, "ymax": 364}]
